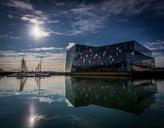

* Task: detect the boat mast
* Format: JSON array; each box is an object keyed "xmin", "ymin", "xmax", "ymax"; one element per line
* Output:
[
  {"xmin": 20, "ymin": 57, "xmax": 28, "ymax": 72},
  {"xmin": 40, "ymin": 56, "xmax": 42, "ymax": 72},
  {"xmin": 35, "ymin": 56, "xmax": 42, "ymax": 73}
]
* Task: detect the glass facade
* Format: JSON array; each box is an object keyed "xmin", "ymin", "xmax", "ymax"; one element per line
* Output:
[{"xmin": 65, "ymin": 41, "xmax": 155, "ymax": 72}]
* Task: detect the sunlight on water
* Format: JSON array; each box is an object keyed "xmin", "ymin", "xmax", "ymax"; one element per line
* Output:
[{"xmin": 27, "ymin": 103, "xmax": 46, "ymax": 128}]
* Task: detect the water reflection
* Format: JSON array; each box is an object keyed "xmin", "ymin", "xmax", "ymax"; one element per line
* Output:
[
  {"xmin": 27, "ymin": 102, "xmax": 45, "ymax": 128},
  {"xmin": 18, "ymin": 77, "xmax": 41, "ymax": 92},
  {"xmin": 65, "ymin": 77, "xmax": 157, "ymax": 114},
  {"xmin": 18, "ymin": 77, "xmax": 27, "ymax": 92},
  {"xmin": 16, "ymin": 77, "xmax": 45, "ymax": 127},
  {"xmin": 0, "ymin": 76, "xmax": 163, "ymax": 128}
]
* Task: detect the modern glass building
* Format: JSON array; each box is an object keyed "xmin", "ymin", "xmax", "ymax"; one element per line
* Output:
[{"xmin": 65, "ymin": 40, "xmax": 155, "ymax": 72}]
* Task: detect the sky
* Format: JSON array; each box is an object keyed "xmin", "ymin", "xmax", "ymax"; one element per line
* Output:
[{"xmin": 0, "ymin": 0, "xmax": 164, "ymax": 71}]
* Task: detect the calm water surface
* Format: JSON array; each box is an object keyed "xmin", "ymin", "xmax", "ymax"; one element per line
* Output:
[{"xmin": 0, "ymin": 76, "xmax": 164, "ymax": 128}]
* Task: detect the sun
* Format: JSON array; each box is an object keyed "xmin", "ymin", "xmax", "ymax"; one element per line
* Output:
[
  {"xmin": 30, "ymin": 24, "xmax": 49, "ymax": 40},
  {"xmin": 33, "ymin": 25, "xmax": 41, "ymax": 38},
  {"xmin": 31, "ymin": 24, "xmax": 42, "ymax": 39}
]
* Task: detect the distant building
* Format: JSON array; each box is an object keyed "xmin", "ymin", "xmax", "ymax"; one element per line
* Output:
[{"xmin": 65, "ymin": 40, "xmax": 155, "ymax": 72}]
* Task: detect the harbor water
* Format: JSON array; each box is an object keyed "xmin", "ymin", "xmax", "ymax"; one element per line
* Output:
[{"xmin": 0, "ymin": 76, "xmax": 164, "ymax": 128}]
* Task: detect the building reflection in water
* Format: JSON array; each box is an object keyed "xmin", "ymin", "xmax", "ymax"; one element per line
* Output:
[{"xmin": 65, "ymin": 76, "xmax": 157, "ymax": 114}]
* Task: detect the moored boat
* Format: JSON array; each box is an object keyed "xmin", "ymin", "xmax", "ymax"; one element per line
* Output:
[{"xmin": 35, "ymin": 57, "xmax": 51, "ymax": 77}]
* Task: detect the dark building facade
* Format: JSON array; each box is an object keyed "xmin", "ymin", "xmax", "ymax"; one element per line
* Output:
[{"xmin": 65, "ymin": 40, "xmax": 155, "ymax": 72}]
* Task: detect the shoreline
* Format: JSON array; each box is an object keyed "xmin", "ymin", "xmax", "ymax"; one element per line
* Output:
[{"xmin": 0, "ymin": 71, "xmax": 164, "ymax": 78}]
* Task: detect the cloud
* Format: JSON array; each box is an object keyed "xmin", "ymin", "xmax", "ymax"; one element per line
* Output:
[
  {"xmin": 47, "ymin": 20, "xmax": 60, "ymax": 24},
  {"xmin": 0, "ymin": 33, "xmax": 21, "ymax": 40},
  {"xmin": 21, "ymin": 15, "xmax": 57, "ymax": 38},
  {"xmin": 0, "ymin": 50, "xmax": 15, "ymax": 54},
  {"xmin": 0, "ymin": 50, "xmax": 25, "ymax": 57},
  {"xmin": 0, "ymin": 49, "xmax": 66, "ymax": 72},
  {"xmin": 66, "ymin": 4, "xmax": 107, "ymax": 35},
  {"xmin": 0, "ymin": 46, "xmax": 65, "ymax": 58},
  {"xmin": 8, "ymin": 14, "xmax": 14, "ymax": 19},
  {"xmin": 21, "ymin": 15, "xmax": 44, "ymax": 25},
  {"xmin": 71, "ymin": 18, "xmax": 106, "ymax": 35},
  {"xmin": 6, "ymin": 0, "xmax": 33, "ymax": 11},
  {"xmin": 99, "ymin": 0, "xmax": 152, "ymax": 15},
  {"xmin": 0, "ymin": 50, "xmax": 66, "ymax": 71},
  {"xmin": 50, "ymin": 0, "xmax": 163, "ymax": 35},
  {"xmin": 55, "ymin": 2, "xmax": 65, "ymax": 7},
  {"xmin": 9, "ymin": 46, "xmax": 66, "ymax": 58},
  {"xmin": 5, "ymin": 0, "xmax": 47, "ymax": 25},
  {"xmin": 19, "ymin": 7, "xmax": 62, "ymax": 37},
  {"xmin": 47, "ymin": 30, "xmax": 65, "ymax": 36},
  {"xmin": 3, "ymin": 0, "xmax": 164, "ymax": 37},
  {"xmin": 29, "ymin": 24, "xmax": 50, "ymax": 38},
  {"xmin": 27, "ymin": 47, "xmax": 64, "ymax": 52},
  {"xmin": 144, "ymin": 40, "xmax": 164, "ymax": 56}
]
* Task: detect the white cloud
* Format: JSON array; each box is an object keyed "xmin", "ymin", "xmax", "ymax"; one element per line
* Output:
[
  {"xmin": 47, "ymin": 30, "xmax": 65, "ymax": 36},
  {"xmin": 21, "ymin": 16, "xmax": 52, "ymax": 38},
  {"xmin": 21, "ymin": 16, "xmax": 44, "ymax": 25},
  {"xmin": 21, "ymin": 13, "xmax": 63, "ymax": 38},
  {"xmin": 0, "ymin": 50, "xmax": 25, "ymax": 57},
  {"xmin": 69, "ymin": 0, "xmax": 157, "ymax": 35},
  {"xmin": 0, "ymin": 46, "xmax": 65, "ymax": 58},
  {"xmin": 29, "ymin": 24, "xmax": 50, "ymax": 38},
  {"xmin": 67, "ymin": 4, "xmax": 107, "ymax": 35},
  {"xmin": 47, "ymin": 20, "xmax": 60, "ymax": 24},
  {"xmin": 7, "ymin": 0, "xmax": 33, "ymax": 11},
  {"xmin": 6, "ymin": 0, "xmax": 47, "ymax": 26},
  {"xmin": 71, "ymin": 18, "xmax": 106, "ymax": 35},
  {"xmin": 0, "ymin": 50, "xmax": 15, "ymax": 54},
  {"xmin": 27, "ymin": 47, "xmax": 64, "ymax": 52},
  {"xmin": 4, "ymin": 0, "xmax": 164, "ymax": 37}
]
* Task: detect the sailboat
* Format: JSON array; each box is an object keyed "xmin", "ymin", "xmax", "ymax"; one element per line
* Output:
[
  {"xmin": 8, "ymin": 57, "xmax": 28, "ymax": 77},
  {"xmin": 35, "ymin": 57, "xmax": 51, "ymax": 77},
  {"xmin": 17, "ymin": 57, "xmax": 28, "ymax": 77}
]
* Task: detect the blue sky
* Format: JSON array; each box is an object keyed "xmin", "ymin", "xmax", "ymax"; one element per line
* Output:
[{"xmin": 0, "ymin": 0, "xmax": 164, "ymax": 71}]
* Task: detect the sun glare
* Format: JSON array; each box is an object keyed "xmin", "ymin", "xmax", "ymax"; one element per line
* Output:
[
  {"xmin": 30, "ymin": 24, "xmax": 49, "ymax": 40},
  {"xmin": 31, "ymin": 24, "xmax": 42, "ymax": 39},
  {"xmin": 30, "ymin": 115, "xmax": 35, "ymax": 124}
]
